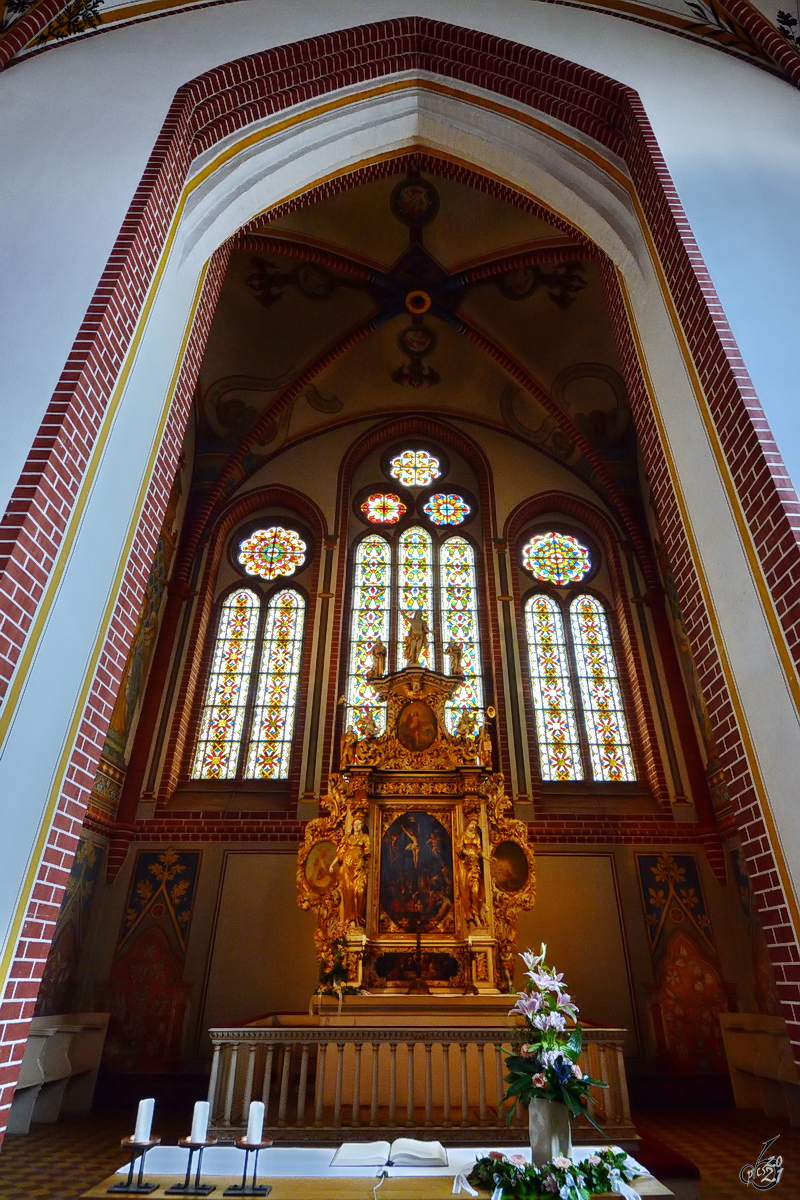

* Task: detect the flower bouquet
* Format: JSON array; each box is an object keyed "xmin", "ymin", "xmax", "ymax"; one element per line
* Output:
[
  {"xmin": 468, "ymin": 1147, "xmax": 639, "ymax": 1199},
  {"xmin": 504, "ymin": 945, "xmax": 608, "ymax": 1160},
  {"xmin": 317, "ymin": 934, "xmax": 359, "ymax": 999}
]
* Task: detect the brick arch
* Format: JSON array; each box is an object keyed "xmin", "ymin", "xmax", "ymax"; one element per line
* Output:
[{"xmin": 1, "ymin": 16, "xmax": 799, "ymax": 1131}]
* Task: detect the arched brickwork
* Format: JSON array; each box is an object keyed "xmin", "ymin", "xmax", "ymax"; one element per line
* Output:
[{"xmin": 1, "ymin": 17, "xmax": 799, "ymax": 1131}]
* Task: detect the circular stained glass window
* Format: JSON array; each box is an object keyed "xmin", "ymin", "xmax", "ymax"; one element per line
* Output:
[
  {"xmin": 389, "ymin": 449, "xmax": 441, "ymax": 488},
  {"xmin": 522, "ymin": 532, "xmax": 591, "ymax": 585},
  {"xmin": 360, "ymin": 493, "xmax": 407, "ymax": 524},
  {"xmin": 423, "ymin": 493, "xmax": 470, "ymax": 526},
  {"xmin": 238, "ymin": 527, "xmax": 307, "ymax": 580}
]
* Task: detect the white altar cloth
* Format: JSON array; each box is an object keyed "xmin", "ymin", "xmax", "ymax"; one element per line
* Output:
[{"xmin": 118, "ymin": 1145, "xmax": 652, "ymax": 1180}]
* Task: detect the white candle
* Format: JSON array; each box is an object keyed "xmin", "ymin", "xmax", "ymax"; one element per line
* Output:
[
  {"xmin": 190, "ymin": 1100, "xmax": 210, "ymax": 1144},
  {"xmin": 133, "ymin": 1098, "xmax": 155, "ymax": 1143},
  {"xmin": 245, "ymin": 1100, "xmax": 264, "ymax": 1145}
]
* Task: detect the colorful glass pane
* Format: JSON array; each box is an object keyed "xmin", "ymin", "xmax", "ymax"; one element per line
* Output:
[
  {"xmin": 522, "ymin": 532, "xmax": 591, "ymax": 586},
  {"xmin": 570, "ymin": 595, "xmax": 636, "ymax": 783},
  {"xmin": 389, "ymin": 449, "xmax": 441, "ymax": 488},
  {"xmin": 525, "ymin": 594, "xmax": 583, "ymax": 781},
  {"xmin": 360, "ymin": 493, "xmax": 407, "ymax": 524},
  {"xmin": 238, "ymin": 526, "xmax": 306, "ymax": 580},
  {"xmin": 423, "ymin": 493, "xmax": 470, "ymax": 526},
  {"xmin": 192, "ymin": 589, "xmax": 259, "ymax": 779},
  {"xmin": 397, "ymin": 527, "xmax": 434, "ymax": 670},
  {"xmin": 244, "ymin": 589, "xmax": 305, "ymax": 779},
  {"xmin": 440, "ymin": 536, "xmax": 484, "ymax": 732},
  {"xmin": 345, "ymin": 535, "xmax": 391, "ymax": 732}
]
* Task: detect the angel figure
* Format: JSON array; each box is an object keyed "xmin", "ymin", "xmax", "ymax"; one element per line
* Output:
[
  {"xmin": 458, "ymin": 818, "xmax": 487, "ymax": 927},
  {"xmin": 368, "ymin": 637, "xmax": 387, "ymax": 679},
  {"xmin": 330, "ymin": 815, "xmax": 370, "ymax": 929},
  {"xmin": 340, "ymin": 725, "xmax": 358, "ymax": 769},
  {"xmin": 455, "ymin": 707, "xmax": 476, "ymax": 740},
  {"xmin": 358, "ymin": 706, "xmax": 379, "ymax": 739},
  {"xmin": 445, "ymin": 638, "xmax": 464, "ymax": 676},
  {"xmin": 402, "ymin": 609, "xmax": 430, "ymax": 667}
]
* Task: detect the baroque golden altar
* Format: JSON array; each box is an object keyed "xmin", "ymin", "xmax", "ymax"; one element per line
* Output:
[{"xmin": 297, "ymin": 666, "xmax": 536, "ymax": 995}]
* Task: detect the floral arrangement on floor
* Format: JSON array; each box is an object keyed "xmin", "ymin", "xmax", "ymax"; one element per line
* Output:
[
  {"xmin": 468, "ymin": 1147, "xmax": 638, "ymax": 1199},
  {"xmin": 504, "ymin": 945, "xmax": 606, "ymax": 1131}
]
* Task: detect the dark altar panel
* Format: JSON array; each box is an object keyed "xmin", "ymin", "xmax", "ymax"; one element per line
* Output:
[{"xmin": 378, "ymin": 807, "xmax": 455, "ymax": 935}]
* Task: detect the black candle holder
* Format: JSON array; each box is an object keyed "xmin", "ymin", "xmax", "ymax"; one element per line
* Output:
[
  {"xmin": 164, "ymin": 1136, "xmax": 219, "ymax": 1196},
  {"xmin": 222, "ymin": 1137, "xmax": 273, "ymax": 1197},
  {"xmin": 106, "ymin": 1136, "xmax": 162, "ymax": 1195}
]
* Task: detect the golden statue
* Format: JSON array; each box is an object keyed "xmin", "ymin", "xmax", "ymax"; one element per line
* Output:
[
  {"xmin": 445, "ymin": 638, "xmax": 463, "ymax": 675},
  {"xmin": 368, "ymin": 637, "xmax": 387, "ymax": 678},
  {"xmin": 358, "ymin": 706, "xmax": 379, "ymax": 739},
  {"xmin": 402, "ymin": 609, "xmax": 430, "ymax": 667},
  {"xmin": 458, "ymin": 817, "xmax": 487, "ymax": 928},
  {"xmin": 330, "ymin": 815, "xmax": 370, "ymax": 929},
  {"xmin": 478, "ymin": 719, "xmax": 493, "ymax": 770},
  {"xmin": 340, "ymin": 725, "xmax": 358, "ymax": 769}
]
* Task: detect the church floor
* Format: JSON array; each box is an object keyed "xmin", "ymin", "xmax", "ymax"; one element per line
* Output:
[{"xmin": 0, "ymin": 1109, "xmax": 796, "ymax": 1199}]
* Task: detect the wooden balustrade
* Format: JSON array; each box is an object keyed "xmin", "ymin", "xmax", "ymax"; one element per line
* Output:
[{"xmin": 206, "ymin": 1026, "xmax": 635, "ymax": 1145}]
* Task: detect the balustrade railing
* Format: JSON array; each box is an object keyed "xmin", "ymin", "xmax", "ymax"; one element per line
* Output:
[{"xmin": 206, "ymin": 1026, "xmax": 635, "ymax": 1145}]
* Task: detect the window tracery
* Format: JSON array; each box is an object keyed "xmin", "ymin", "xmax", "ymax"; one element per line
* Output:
[
  {"xmin": 238, "ymin": 526, "xmax": 307, "ymax": 580},
  {"xmin": 440, "ymin": 536, "xmax": 484, "ymax": 731},
  {"xmin": 396, "ymin": 527, "xmax": 435, "ymax": 671},
  {"xmin": 423, "ymin": 493, "xmax": 470, "ymax": 526},
  {"xmin": 388, "ymin": 448, "xmax": 441, "ymax": 487},
  {"xmin": 192, "ymin": 588, "xmax": 261, "ymax": 780},
  {"xmin": 524, "ymin": 593, "xmax": 583, "ymax": 781},
  {"xmin": 570, "ymin": 594, "xmax": 635, "ymax": 783},
  {"xmin": 345, "ymin": 534, "xmax": 392, "ymax": 733},
  {"xmin": 244, "ymin": 589, "xmax": 306, "ymax": 779}
]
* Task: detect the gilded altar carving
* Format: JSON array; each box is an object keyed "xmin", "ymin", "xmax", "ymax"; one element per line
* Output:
[{"xmin": 297, "ymin": 669, "xmax": 535, "ymax": 994}]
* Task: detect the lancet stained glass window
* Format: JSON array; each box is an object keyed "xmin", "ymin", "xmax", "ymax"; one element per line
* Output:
[
  {"xmin": 238, "ymin": 526, "xmax": 306, "ymax": 580},
  {"xmin": 440, "ymin": 536, "xmax": 484, "ymax": 732},
  {"xmin": 244, "ymin": 589, "xmax": 305, "ymax": 779},
  {"xmin": 345, "ymin": 534, "xmax": 392, "ymax": 732},
  {"xmin": 192, "ymin": 589, "xmax": 260, "ymax": 779},
  {"xmin": 389, "ymin": 449, "xmax": 441, "ymax": 488},
  {"xmin": 570, "ymin": 594, "xmax": 636, "ymax": 782},
  {"xmin": 525, "ymin": 594, "xmax": 583, "ymax": 781},
  {"xmin": 397, "ymin": 527, "xmax": 434, "ymax": 670}
]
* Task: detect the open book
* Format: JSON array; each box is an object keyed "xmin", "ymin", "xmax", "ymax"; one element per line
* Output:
[{"xmin": 330, "ymin": 1139, "xmax": 448, "ymax": 1167}]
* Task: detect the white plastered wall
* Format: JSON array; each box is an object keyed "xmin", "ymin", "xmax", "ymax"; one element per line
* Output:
[{"xmin": 1, "ymin": 7, "xmax": 800, "ymax": 995}]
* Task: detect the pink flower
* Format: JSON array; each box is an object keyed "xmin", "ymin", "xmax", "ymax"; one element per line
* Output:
[
  {"xmin": 532, "ymin": 1072, "xmax": 547, "ymax": 1087},
  {"xmin": 543, "ymin": 1176, "xmax": 559, "ymax": 1194},
  {"xmin": 553, "ymin": 1156, "xmax": 572, "ymax": 1169},
  {"xmin": 519, "ymin": 1043, "xmax": 537, "ymax": 1058},
  {"xmin": 509, "ymin": 992, "xmax": 544, "ymax": 1019},
  {"xmin": 572, "ymin": 1063, "xmax": 583, "ymax": 1078},
  {"xmin": 587, "ymin": 1155, "xmax": 601, "ymax": 1167},
  {"xmin": 488, "ymin": 1151, "xmax": 506, "ymax": 1161},
  {"xmin": 509, "ymin": 1155, "xmax": 528, "ymax": 1167}
]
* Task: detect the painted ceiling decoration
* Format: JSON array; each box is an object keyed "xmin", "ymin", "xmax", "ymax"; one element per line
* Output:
[{"xmin": 2, "ymin": 0, "xmax": 800, "ymax": 86}]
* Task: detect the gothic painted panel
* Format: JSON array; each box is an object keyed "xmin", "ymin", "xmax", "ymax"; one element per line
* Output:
[
  {"xmin": 103, "ymin": 848, "xmax": 200, "ymax": 1070},
  {"xmin": 637, "ymin": 853, "xmax": 731, "ymax": 1073},
  {"xmin": 379, "ymin": 810, "xmax": 454, "ymax": 935},
  {"xmin": 35, "ymin": 836, "xmax": 104, "ymax": 1016}
]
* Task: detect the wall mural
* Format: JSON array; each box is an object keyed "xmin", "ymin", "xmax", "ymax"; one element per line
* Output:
[
  {"xmin": 637, "ymin": 853, "xmax": 733, "ymax": 1073},
  {"xmin": 35, "ymin": 836, "xmax": 104, "ymax": 1017},
  {"xmin": 103, "ymin": 848, "xmax": 200, "ymax": 1071},
  {"xmin": 730, "ymin": 846, "xmax": 782, "ymax": 1016}
]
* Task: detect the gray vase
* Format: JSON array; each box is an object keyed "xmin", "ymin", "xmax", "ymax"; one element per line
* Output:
[{"xmin": 528, "ymin": 1097, "xmax": 573, "ymax": 1166}]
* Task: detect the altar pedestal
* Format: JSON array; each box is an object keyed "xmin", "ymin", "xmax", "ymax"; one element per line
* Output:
[{"xmin": 313, "ymin": 994, "xmax": 514, "ymax": 1027}]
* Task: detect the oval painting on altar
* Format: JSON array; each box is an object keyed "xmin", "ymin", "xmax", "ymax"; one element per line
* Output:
[
  {"xmin": 396, "ymin": 700, "xmax": 438, "ymax": 752},
  {"xmin": 305, "ymin": 841, "xmax": 337, "ymax": 892},
  {"xmin": 490, "ymin": 841, "xmax": 529, "ymax": 893}
]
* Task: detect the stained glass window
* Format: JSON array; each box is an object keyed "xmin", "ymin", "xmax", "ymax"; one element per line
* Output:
[
  {"xmin": 525, "ymin": 594, "xmax": 583, "ymax": 781},
  {"xmin": 423, "ymin": 493, "xmax": 470, "ymax": 526},
  {"xmin": 522, "ymin": 532, "xmax": 591, "ymax": 586},
  {"xmin": 244, "ymin": 589, "xmax": 305, "ymax": 779},
  {"xmin": 346, "ymin": 535, "xmax": 392, "ymax": 732},
  {"xmin": 360, "ymin": 493, "xmax": 407, "ymax": 524},
  {"xmin": 440, "ymin": 536, "xmax": 484, "ymax": 732},
  {"xmin": 192, "ymin": 589, "xmax": 260, "ymax": 779},
  {"xmin": 389, "ymin": 449, "xmax": 441, "ymax": 488},
  {"xmin": 397, "ymin": 527, "xmax": 434, "ymax": 670},
  {"xmin": 570, "ymin": 595, "xmax": 636, "ymax": 782},
  {"xmin": 238, "ymin": 526, "xmax": 306, "ymax": 580}
]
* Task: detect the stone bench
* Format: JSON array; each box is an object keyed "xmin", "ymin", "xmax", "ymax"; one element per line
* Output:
[
  {"xmin": 8, "ymin": 1012, "xmax": 109, "ymax": 1135},
  {"xmin": 719, "ymin": 1012, "xmax": 800, "ymax": 1125}
]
